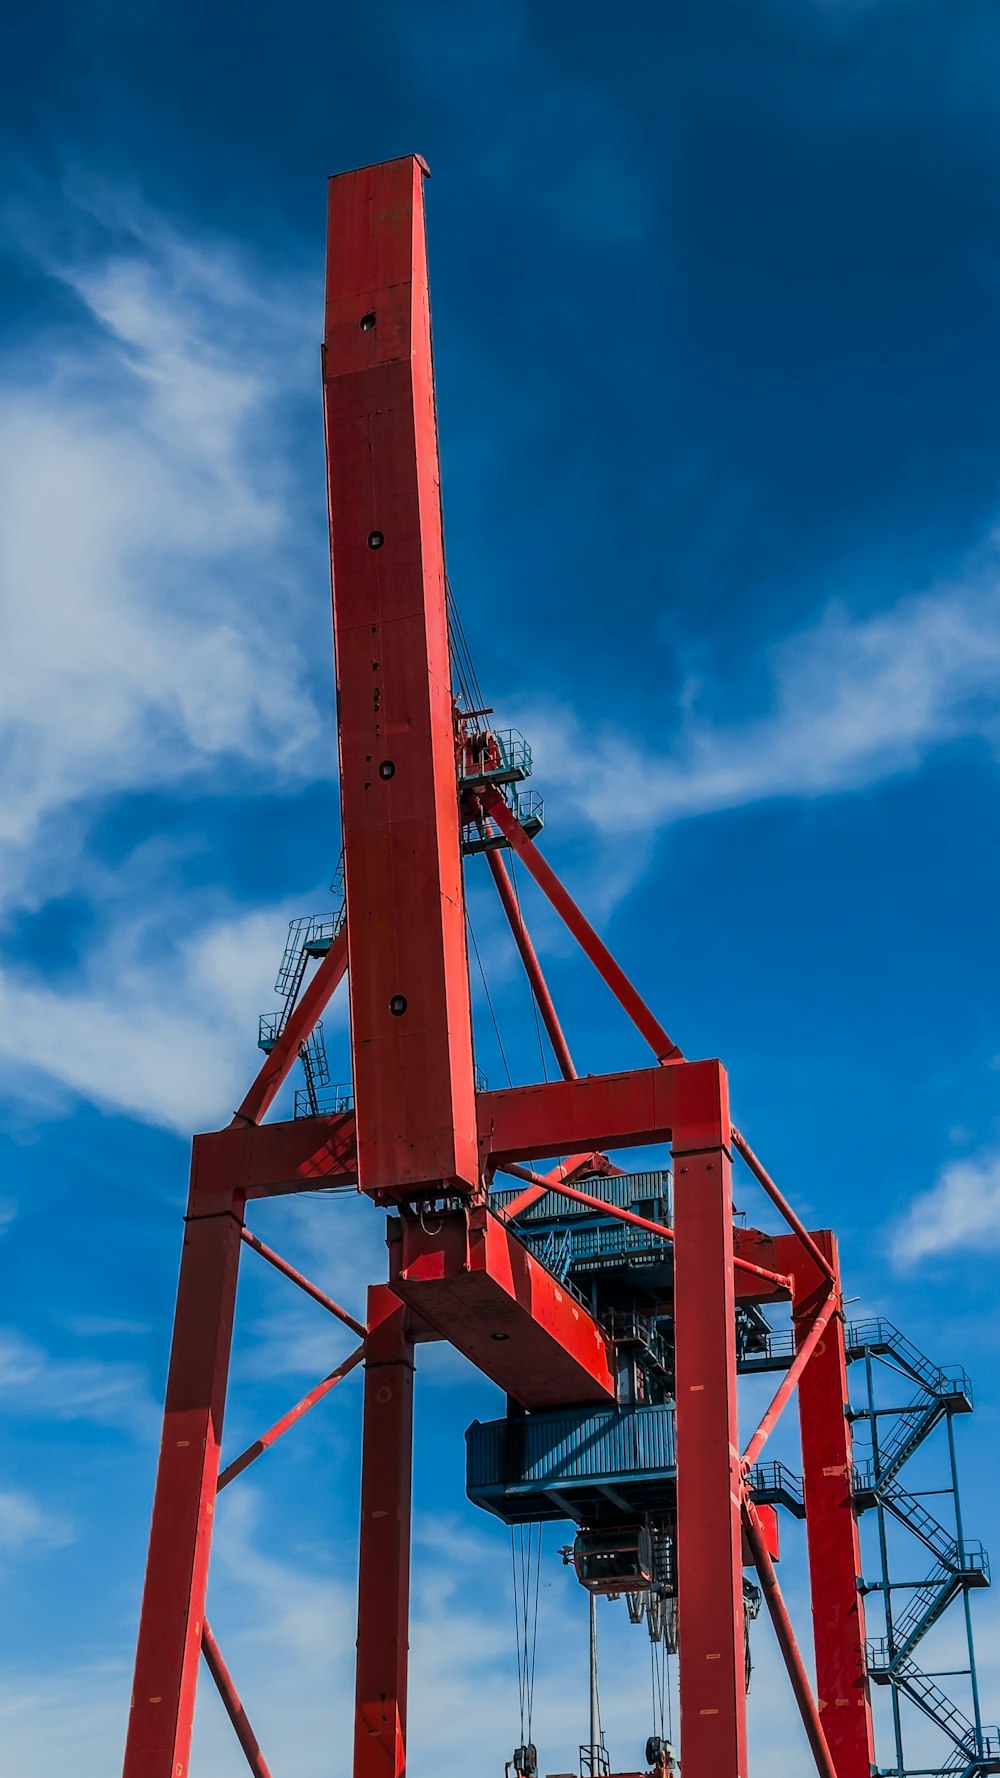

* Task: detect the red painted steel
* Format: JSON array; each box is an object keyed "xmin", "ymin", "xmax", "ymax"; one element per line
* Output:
[
  {"xmin": 742, "ymin": 1501, "xmax": 780, "ymax": 1566},
  {"xmin": 500, "ymin": 1161, "xmax": 792, "ymax": 1294},
  {"xmin": 122, "ymin": 1194, "xmax": 244, "ymax": 1778},
  {"xmin": 217, "ymin": 1344, "xmax": 366, "ymax": 1490},
  {"xmin": 485, "ymin": 845, "xmax": 577, "ymax": 1079},
  {"xmin": 190, "ymin": 1116, "xmax": 358, "ymax": 1215},
  {"xmin": 480, "ymin": 785, "xmax": 682, "ymax": 1063},
  {"xmin": 774, "ymin": 1231, "xmax": 876, "ymax": 1778},
  {"xmin": 742, "ymin": 1499, "xmax": 838, "ymax": 1778},
  {"xmin": 389, "ymin": 1204, "xmax": 616, "ymax": 1407},
  {"xmin": 741, "ymin": 1286, "xmax": 837, "ymax": 1470},
  {"xmin": 240, "ymin": 1226, "xmax": 367, "ymax": 1336},
  {"xmin": 121, "ymin": 157, "xmax": 894, "ymax": 1778},
  {"xmin": 201, "ymin": 1620, "xmax": 275, "ymax": 1778},
  {"xmin": 324, "ymin": 156, "xmax": 478, "ymax": 1200},
  {"xmin": 497, "ymin": 1149, "xmax": 617, "ymax": 1220},
  {"xmin": 236, "ymin": 924, "xmax": 348, "ymax": 1126},
  {"xmin": 355, "ymin": 1286, "xmax": 414, "ymax": 1778},
  {"xmin": 731, "ymin": 1127, "xmax": 837, "ymax": 1286},
  {"xmin": 672, "ymin": 1074, "xmax": 748, "ymax": 1778}
]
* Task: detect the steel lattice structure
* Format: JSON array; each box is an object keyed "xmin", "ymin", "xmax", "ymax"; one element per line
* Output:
[{"xmin": 119, "ymin": 156, "xmax": 994, "ymax": 1778}]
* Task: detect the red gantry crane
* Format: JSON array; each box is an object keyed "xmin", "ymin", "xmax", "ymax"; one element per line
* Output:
[{"xmin": 120, "ymin": 156, "xmax": 997, "ymax": 1778}]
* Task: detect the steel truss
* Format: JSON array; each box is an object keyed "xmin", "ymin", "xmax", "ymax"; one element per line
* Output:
[{"xmin": 118, "ymin": 155, "xmax": 967, "ymax": 1778}]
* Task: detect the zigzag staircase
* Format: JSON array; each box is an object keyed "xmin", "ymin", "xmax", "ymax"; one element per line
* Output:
[
  {"xmin": 848, "ymin": 1321, "xmax": 995, "ymax": 1776},
  {"xmin": 257, "ymin": 860, "xmax": 347, "ymax": 1114}
]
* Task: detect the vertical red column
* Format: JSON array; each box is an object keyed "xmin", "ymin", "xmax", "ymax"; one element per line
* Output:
[
  {"xmin": 354, "ymin": 1285, "xmax": 415, "ymax": 1778},
  {"xmin": 122, "ymin": 1176, "xmax": 244, "ymax": 1778},
  {"xmin": 323, "ymin": 155, "xmax": 478, "ymax": 1202},
  {"xmin": 783, "ymin": 1230, "xmax": 875, "ymax": 1778},
  {"xmin": 672, "ymin": 1061, "xmax": 748, "ymax": 1778}
]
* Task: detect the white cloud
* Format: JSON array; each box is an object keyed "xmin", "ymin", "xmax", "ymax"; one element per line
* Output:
[
  {"xmin": 0, "ymin": 1486, "xmax": 74, "ymax": 1553},
  {"xmin": 0, "ymin": 184, "xmax": 343, "ymax": 1133},
  {"xmin": 0, "ymin": 195, "xmax": 326, "ymax": 870},
  {"xmin": 0, "ymin": 899, "xmax": 337, "ymax": 1133},
  {"xmin": 890, "ymin": 1148, "xmax": 1000, "ymax": 1267},
  {"xmin": 0, "ymin": 1325, "xmax": 156, "ymax": 1435},
  {"xmin": 522, "ymin": 577, "xmax": 1000, "ymax": 836}
]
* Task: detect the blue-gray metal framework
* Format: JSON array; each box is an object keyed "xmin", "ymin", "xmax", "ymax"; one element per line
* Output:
[{"xmin": 476, "ymin": 1174, "xmax": 998, "ymax": 1778}]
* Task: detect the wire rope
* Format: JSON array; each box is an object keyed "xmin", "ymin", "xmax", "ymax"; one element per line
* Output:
[
  {"xmin": 508, "ymin": 850, "xmax": 549, "ymax": 1086},
  {"xmin": 468, "ymin": 910, "xmax": 513, "ymax": 1088},
  {"xmin": 650, "ymin": 1632, "xmax": 667, "ymax": 1742},
  {"xmin": 510, "ymin": 1523, "xmax": 543, "ymax": 1748}
]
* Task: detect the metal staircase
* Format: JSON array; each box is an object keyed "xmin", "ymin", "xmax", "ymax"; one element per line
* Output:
[
  {"xmin": 885, "ymin": 1547, "xmax": 989, "ymax": 1667},
  {"xmin": 849, "ymin": 1322, "xmax": 992, "ymax": 1777},
  {"xmin": 868, "ymin": 1644, "xmax": 1000, "ymax": 1773},
  {"xmin": 256, "ymin": 865, "xmax": 348, "ymax": 1111}
]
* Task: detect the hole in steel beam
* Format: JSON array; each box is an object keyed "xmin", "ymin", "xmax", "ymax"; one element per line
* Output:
[
  {"xmin": 378, "ymin": 760, "xmax": 395, "ymax": 779},
  {"xmin": 389, "ymin": 995, "xmax": 407, "ymax": 1016},
  {"xmin": 368, "ymin": 530, "xmax": 384, "ymax": 549},
  {"xmin": 360, "ymin": 311, "xmax": 376, "ymax": 330}
]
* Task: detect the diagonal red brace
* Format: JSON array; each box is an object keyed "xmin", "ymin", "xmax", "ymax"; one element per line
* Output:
[
  {"xmin": 240, "ymin": 1227, "xmax": 367, "ymax": 1337},
  {"xmin": 731, "ymin": 1127, "xmax": 837, "ymax": 1286},
  {"xmin": 741, "ymin": 1499, "xmax": 838, "ymax": 1778},
  {"xmin": 741, "ymin": 1287, "xmax": 837, "ymax": 1470},
  {"xmin": 201, "ymin": 1619, "xmax": 275, "ymax": 1778},
  {"xmin": 480, "ymin": 786, "xmax": 682, "ymax": 1063},
  {"xmin": 500, "ymin": 1162, "xmax": 792, "ymax": 1291},
  {"xmin": 496, "ymin": 1150, "xmax": 616, "ymax": 1220},
  {"xmin": 235, "ymin": 924, "xmax": 348, "ymax": 1126},
  {"xmin": 485, "ymin": 844, "xmax": 577, "ymax": 1079},
  {"xmin": 217, "ymin": 1344, "xmax": 366, "ymax": 1490}
]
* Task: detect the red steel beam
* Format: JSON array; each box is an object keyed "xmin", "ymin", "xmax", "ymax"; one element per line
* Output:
[
  {"xmin": 772, "ymin": 1231, "xmax": 875, "ymax": 1777},
  {"xmin": 479, "ymin": 1064, "xmax": 678, "ymax": 1164},
  {"xmin": 190, "ymin": 1116, "xmax": 358, "ymax": 1217},
  {"xmin": 485, "ymin": 844, "xmax": 577, "ymax": 1079},
  {"xmin": 741, "ymin": 1499, "xmax": 838, "ymax": 1778},
  {"xmin": 355, "ymin": 1287, "xmax": 414, "ymax": 1778},
  {"xmin": 731, "ymin": 1126, "xmax": 837, "ymax": 1286},
  {"xmin": 201, "ymin": 1620, "xmax": 275, "ymax": 1778},
  {"xmin": 325, "ymin": 155, "xmax": 478, "ymax": 1200},
  {"xmin": 122, "ymin": 1199, "xmax": 244, "ymax": 1778},
  {"xmin": 500, "ymin": 1161, "xmax": 792, "ymax": 1294},
  {"xmin": 671, "ymin": 1068, "xmax": 748, "ymax": 1778},
  {"xmin": 217, "ymin": 1344, "xmax": 366, "ymax": 1490},
  {"xmin": 480, "ymin": 785, "xmax": 682, "ymax": 1063},
  {"xmin": 389, "ymin": 1204, "xmax": 615, "ymax": 1407},
  {"xmin": 741, "ymin": 1286, "xmax": 837, "ymax": 1470},
  {"xmin": 240, "ymin": 1226, "xmax": 367, "ymax": 1337},
  {"xmin": 235, "ymin": 925, "xmax": 348, "ymax": 1126}
]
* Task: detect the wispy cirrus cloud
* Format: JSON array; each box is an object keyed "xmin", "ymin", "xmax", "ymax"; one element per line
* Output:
[
  {"xmin": 0, "ymin": 1485, "xmax": 74, "ymax": 1553},
  {"xmin": 0, "ymin": 182, "xmax": 338, "ymax": 1132},
  {"xmin": 890, "ymin": 1147, "xmax": 1000, "ymax": 1267},
  {"xmin": 522, "ymin": 574, "xmax": 1000, "ymax": 836},
  {"xmin": 0, "ymin": 1324, "xmax": 156, "ymax": 1435},
  {"xmin": 0, "ymin": 190, "xmax": 326, "ymax": 870}
]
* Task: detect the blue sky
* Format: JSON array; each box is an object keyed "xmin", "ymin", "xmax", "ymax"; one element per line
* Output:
[{"xmin": 1, "ymin": 1, "xmax": 999, "ymax": 1773}]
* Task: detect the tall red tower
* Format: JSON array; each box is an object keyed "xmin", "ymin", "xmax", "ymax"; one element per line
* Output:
[{"xmin": 120, "ymin": 156, "xmax": 880, "ymax": 1778}]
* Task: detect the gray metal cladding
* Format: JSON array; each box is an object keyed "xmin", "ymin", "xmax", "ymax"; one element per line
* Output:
[
  {"xmin": 491, "ymin": 1169, "xmax": 671, "ymax": 1225},
  {"xmin": 466, "ymin": 1401, "xmax": 676, "ymax": 1489}
]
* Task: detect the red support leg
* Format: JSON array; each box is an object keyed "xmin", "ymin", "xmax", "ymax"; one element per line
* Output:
[
  {"xmin": 485, "ymin": 845, "xmax": 577, "ymax": 1079},
  {"xmin": 672, "ymin": 1063, "xmax": 748, "ymax": 1778},
  {"xmin": 324, "ymin": 156, "xmax": 479, "ymax": 1202},
  {"xmin": 775, "ymin": 1231, "xmax": 875, "ymax": 1778},
  {"xmin": 201, "ymin": 1620, "xmax": 275, "ymax": 1778},
  {"xmin": 122, "ymin": 1187, "xmax": 244, "ymax": 1778},
  {"xmin": 354, "ymin": 1285, "xmax": 415, "ymax": 1778}
]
